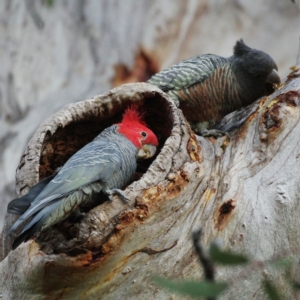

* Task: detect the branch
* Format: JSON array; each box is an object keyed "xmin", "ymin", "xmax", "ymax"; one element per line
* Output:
[{"xmin": 2, "ymin": 64, "xmax": 300, "ymax": 299}]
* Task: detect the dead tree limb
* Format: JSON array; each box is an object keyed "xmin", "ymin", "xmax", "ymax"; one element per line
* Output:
[{"xmin": 1, "ymin": 66, "xmax": 300, "ymax": 300}]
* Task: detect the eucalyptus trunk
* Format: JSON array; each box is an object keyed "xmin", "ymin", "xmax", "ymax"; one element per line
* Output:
[{"xmin": 1, "ymin": 65, "xmax": 300, "ymax": 299}]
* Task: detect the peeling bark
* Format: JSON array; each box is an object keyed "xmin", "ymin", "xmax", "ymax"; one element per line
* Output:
[
  {"xmin": 1, "ymin": 70, "xmax": 300, "ymax": 299},
  {"xmin": 1, "ymin": 0, "xmax": 300, "ymax": 236},
  {"xmin": 1, "ymin": 1, "xmax": 300, "ymax": 299}
]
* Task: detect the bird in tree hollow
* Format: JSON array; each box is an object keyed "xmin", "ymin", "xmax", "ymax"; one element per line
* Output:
[
  {"xmin": 148, "ymin": 39, "xmax": 280, "ymax": 136},
  {"xmin": 8, "ymin": 106, "xmax": 158, "ymax": 250}
]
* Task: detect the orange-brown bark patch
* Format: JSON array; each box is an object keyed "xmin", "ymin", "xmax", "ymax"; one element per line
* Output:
[
  {"xmin": 203, "ymin": 188, "xmax": 216, "ymax": 204},
  {"xmin": 112, "ymin": 49, "xmax": 159, "ymax": 87},
  {"xmin": 117, "ymin": 211, "xmax": 135, "ymax": 228},
  {"xmin": 165, "ymin": 171, "xmax": 189, "ymax": 199},
  {"xmin": 187, "ymin": 134, "xmax": 202, "ymax": 162},
  {"xmin": 215, "ymin": 199, "xmax": 236, "ymax": 230}
]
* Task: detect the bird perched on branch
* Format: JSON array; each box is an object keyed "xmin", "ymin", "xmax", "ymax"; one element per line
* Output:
[
  {"xmin": 148, "ymin": 39, "xmax": 280, "ymax": 135},
  {"xmin": 8, "ymin": 106, "xmax": 158, "ymax": 249}
]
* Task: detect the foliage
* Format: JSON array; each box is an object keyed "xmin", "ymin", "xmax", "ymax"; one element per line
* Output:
[
  {"xmin": 209, "ymin": 242, "xmax": 248, "ymax": 266},
  {"xmin": 152, "ymin": 230, "xmax": 300, "ymax": 300},
  {"xmin": 264, "ymin": 280, "xmax": 282, "ymax": 300},
  {"xmin": 43, "ymin": 0, "xmax": 55, "ymax": 7},
  {"xmin": 152, "ymin": 277, "xmax": 228, "ymax": 299}
]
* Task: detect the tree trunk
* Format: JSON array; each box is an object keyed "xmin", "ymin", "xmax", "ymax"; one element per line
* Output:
[
  {"xmin": 1, "ymin": 1, "xmax": 300, "ymax": 300},
  {"xmin": 1, "ymin": 0, "xmax": 300, "ymax": 234},
  {"xmin": 1, "ymin": 62, "xmax": 300, "ymax": 299}
]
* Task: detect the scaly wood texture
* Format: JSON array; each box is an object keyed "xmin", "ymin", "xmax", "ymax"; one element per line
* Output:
[
  {"xmin": 1, "ymin": 72, "xmax": 300, "ymax": 299},
  {"xmin": 1, "ymin": 0, "xmax": 300, "ymax": 234}
]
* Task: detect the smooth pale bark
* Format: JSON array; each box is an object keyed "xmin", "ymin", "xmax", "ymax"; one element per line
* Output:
[
  {"xmin": 1, "ymin": 2, "xmax": 300, "ymax": 299},
  {"xmin": 1, "ymin": 68, "xmax": 300, "ymax": 299}
]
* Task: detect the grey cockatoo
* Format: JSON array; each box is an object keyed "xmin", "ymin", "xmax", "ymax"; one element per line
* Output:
[
  {"xmin": 8, "ymin": 106, "xmax": 158, "ymax": 249},
  {"xmin": 148, "ymin": 39, "xmax": 280, "ymax": 135}
]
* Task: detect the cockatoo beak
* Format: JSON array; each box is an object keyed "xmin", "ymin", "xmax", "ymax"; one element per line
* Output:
[
  {"xmin": 136, "ymin": 144, "xmax": 157, "ymax": 160},
  {"xmin": 267, "ymin": 69, "xmax": 281, "ymax": 88}
]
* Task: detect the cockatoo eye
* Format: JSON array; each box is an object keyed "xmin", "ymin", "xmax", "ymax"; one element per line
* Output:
[{"xmin": 141, "ymin": 132, "xmax": 147, "ymax": 137}]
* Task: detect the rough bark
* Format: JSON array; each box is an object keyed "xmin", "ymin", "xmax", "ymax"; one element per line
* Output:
[
  {"xmin": 1, "ymin": 1, "xmax": 300, "ymax": 300},
  {"xmin": 1, "ymin": 0, "xmax": 300, "ymax": 234},
  {"xmin": 1, "ymin": 63, "xmax": 300, "ymax": 300}
]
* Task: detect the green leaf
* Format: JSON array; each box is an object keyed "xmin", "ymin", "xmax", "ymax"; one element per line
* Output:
[
  {"xmin": 285, "ymin": 274, "xmax": 300, "ymax": 291},
  {"xmin": 152, "ymin": 276, "xmax": 228, "ymax": 298},
  {"xmin": 291, "ymin": 281, "xmax": 300, "ymax": 290},
  {"xmin": 44, "ymin": 0, "xmax": 54, "ymax": 7},
  {"xmin": 271, "ymin": 259, "xmax": 291, "ymax": 269},
  {"xmin": 279, "ymin": 262, "xmax": 300, "ymax": 291},
  {"xmin": 209, "ymin": 243, "xmax": 249, "ymax": 265},
  {"xmin": 264, "ymin": 280, "xmax": 282, "ymax": 300}
]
